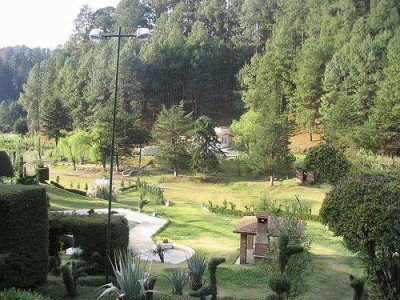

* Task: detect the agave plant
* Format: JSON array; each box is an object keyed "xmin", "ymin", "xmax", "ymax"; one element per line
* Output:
[
  {"xmin": 166, "ymin": 269, "xmax": 189, "ymax": 295},
  {"xmin": 187, "ymin": 251, "xmax": 208, "ymax": 291},
  {"xmin": 98, "ymin": 249, "xmax": 154, "ymax": 300}
]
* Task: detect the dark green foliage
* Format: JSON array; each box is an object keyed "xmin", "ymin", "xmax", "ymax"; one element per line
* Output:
[
  {"xmin": 277, "ymin": 236, "xmax": 304, "ymax": 273},
  {"xmin": 41, "ymin": 98, "xmax": 71, "ymax": 146},
  {"xmin": 189, "ymin": 257, "xmax": 225, "ymax": 300},
  {"xmin": 267, "ymin": 234, "xmax": 308, "ymax": 299},
  {"xmin": 61, "ymin": 261, "xmax": 87, "ymax": 297},
  {"xmin": 0, "ymin": 288, "xmax": 49, "ymax": 300},
  {"xmin": 190, "ymin": 116, "xmax": 224, "ymax": 173},
  {"xmin": 268, "ymin": 275, "xmax": 291, "ymax": 297},
  {"xmin": 0, "ymin": 186, "xmax": 48, "ymax": 289},
  {"xmin": 48, "ymin": 214, "xmax": 129, "ymax": 267},
  {"xmin": 35, "ymin": 166, "xmax": 49, "ymax": 182},
  {"xmin": 349, "ymin": 274, "xmax": 368, "ymax": 300},
  {"xmin": 153, "ymin": 102, "xmax": 192, "ymax": 176},
  {"xmin": 320, "ymin": 173, "xmax": 400, "ymax": 299},
  {"xmin": 13, "ymin": 118, "xmax": 29, "ymax": 136},
  {"xmin": 0, "ymin": 150, "xmax": 14, "ymax": 178},
  {"xmin": 304, "ymin": 144, "xmax": 351, "ymax": 184}
]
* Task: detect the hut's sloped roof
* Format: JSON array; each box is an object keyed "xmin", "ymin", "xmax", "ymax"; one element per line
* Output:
[
  {"xmin": 233, "ymin": 216, "xmax": 257, "ymax": 234},
  {"xmin": 233, "ymin": 214, "xmax": 305, "ymax": 237}
]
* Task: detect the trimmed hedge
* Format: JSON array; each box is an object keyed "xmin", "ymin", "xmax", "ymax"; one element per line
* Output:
[
  {"xmin": 49, "ymin": 213, "xmax": 129, "ymax": 265},
  {"xmin": 50, "ymin": 181, "xmax": 87, "ymax": 196},
  {"xmin": 0, "ymin": 186, "xmax": 49, "ymax": 289},
  {"xmin": 0, "ymin": 151, "xmax": 14, "ymax": 178}
]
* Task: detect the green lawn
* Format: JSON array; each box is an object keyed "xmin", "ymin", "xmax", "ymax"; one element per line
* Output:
[{"xmin": 44, "ymin": 166, "xmax": 360, "ymax": 299}]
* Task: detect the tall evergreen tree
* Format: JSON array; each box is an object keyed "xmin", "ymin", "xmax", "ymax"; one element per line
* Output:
[
  {"xmin": 153, "ymin": 102, "xmax": 192, "ymax": 176},
  {"xmin": 191, "ymin": 116, "xmax": 224, "ymax": 173},
  {"xmin": 41, "ymin": 98, "xmax": 71, "ymax": 146}
]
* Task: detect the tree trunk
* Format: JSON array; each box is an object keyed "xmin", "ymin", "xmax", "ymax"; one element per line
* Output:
[
  {"xmin": 55, "ymin": 135, "xmax": 59, "ymax": 147},
  {"xmin": 309, "ymin": 128, "xmax": 313, "ymax": 142},
  {"xmin": 174, "ymin": 168, "xmax": 178, "ymax": 177},
  {"xmin": 139, "ymin": 145, "xmax": 142, "ymax": 167},
  {"xmin": 269, "ymin": 175, "xmax": 274, "ymax": 186},
  {"xmin": 72, "ymin": 159, "xmax": 76, "ymax": 170},
  {"xmin": 116, "ymin": 155, "xmax": 119, "ymax": 172}
]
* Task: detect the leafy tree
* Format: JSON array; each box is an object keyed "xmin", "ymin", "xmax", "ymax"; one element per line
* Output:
[
  {"xmin": 153, "ymin": 102, "xmax": 192, "ymax": 176},
  {"xmin": 72, "ymin": 5, "xmax": 94, "ymax": 44},
  {"xmin": 59, "ymin": 130, "xmax": 91, "ymax": 170},
  {"xmin": 191, "ymin": 116, "xmax": 223, "ymax": 173},
  {"xmin": 41, "ymin": 98, "xmax": 71, "ymax": 146},
  {"xmin": 320, "ymin": 173, "xmax": 400, "ymax": 299}
]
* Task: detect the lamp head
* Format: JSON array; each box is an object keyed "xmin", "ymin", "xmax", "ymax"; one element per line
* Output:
[{"xmin": 89, "ymin": 28, "xmax": 105, "ymax": 43}]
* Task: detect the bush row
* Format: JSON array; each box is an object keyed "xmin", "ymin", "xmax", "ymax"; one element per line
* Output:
[
  {"xmin": 208, "ymin": 202, "xmax": 320, "ymax": 221},
  {"xmin": 50, "ymin": 181, "xmax": 87, "ymax": 196},
  {"xmin": 0, "ymin": 186, "xmax": 49, "ymax": 289}
]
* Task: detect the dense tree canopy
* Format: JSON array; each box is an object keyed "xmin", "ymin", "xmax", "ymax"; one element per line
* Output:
[{"xmin": 6, "ymin": 0, "xmax": 400, "ymax": 166}]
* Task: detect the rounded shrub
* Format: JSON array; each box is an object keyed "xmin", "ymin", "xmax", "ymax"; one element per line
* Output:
[
  {"xmin": 304, "ymin": 144, "xmax": 351, "ymax": 184},
  {"xmin": 320, "ymin": 173, "xmax": 400, "ymax": 299},
  {"xmin": 0, "ymin": 150, "xmax": 14, "ymax": 178}
]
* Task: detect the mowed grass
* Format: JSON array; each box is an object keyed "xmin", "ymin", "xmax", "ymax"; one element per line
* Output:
[{"xmin": 45, "ymin": 166, "xmax": 360, "ymax": 299}]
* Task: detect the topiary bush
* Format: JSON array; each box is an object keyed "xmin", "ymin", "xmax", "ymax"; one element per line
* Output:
[
  {"xmin": 35, "ymin": 166, "xmax": 49, "ymax": 182},
  {"xmin": 320, "ymin": 173, "xmax": 400, "ymax": 299},
  {"xmin": 0, "ymin": 150, "xmax": 14, "ymax": 180},
  {"xmin": 304, "ymin": 144, "xmax": 351, "ymax": 184},
  {"xmin": 0, "ymin": 185, "xmax": 49, "ymax": 289},
  {"xmin": 49, "ymin": 213, "xmax": 129, "ymax": 267}
]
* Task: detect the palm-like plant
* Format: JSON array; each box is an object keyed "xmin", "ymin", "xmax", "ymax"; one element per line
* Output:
[
  {"xmin": 98, "ymin": 250, "xmax": 154, "ymax": 300},
  {"xmin": 166, "ymin": 269, "xmax": 189, "ymax": 295},
  {"xmin": 187, "ymin": 252, "xmax": 208, "ymax": 291}
]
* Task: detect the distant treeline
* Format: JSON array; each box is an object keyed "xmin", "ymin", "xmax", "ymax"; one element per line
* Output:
[{"xmin": 3, "ymin": 0, "xmax": 400, "ymax": 163}]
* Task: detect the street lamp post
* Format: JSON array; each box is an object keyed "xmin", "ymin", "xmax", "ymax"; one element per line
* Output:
[{"xmin": 89, "ymin": 27, "xmax": 136, "ymax": 282}]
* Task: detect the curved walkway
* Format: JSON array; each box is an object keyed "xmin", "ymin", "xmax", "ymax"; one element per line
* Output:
[{"xmin": 60, "ymin": 208, "xmax": 193, "ymax": 264}]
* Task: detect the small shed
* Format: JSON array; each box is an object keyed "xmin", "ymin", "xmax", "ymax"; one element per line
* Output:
[
  {"xmin": 233, "ymin": 212, "xmax": 305, "ymax": 264},
  {"xmin": 214, "ymin": 126, "xmax": 233, "ymax": 149}
]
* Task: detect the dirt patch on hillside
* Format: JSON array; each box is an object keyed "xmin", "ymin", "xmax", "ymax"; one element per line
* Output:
[{"xmin": 290, "ymin": 131, "xmax": 322, "ymax": 153}]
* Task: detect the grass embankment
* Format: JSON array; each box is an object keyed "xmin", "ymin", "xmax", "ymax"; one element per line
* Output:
[{"xmin": 45, "ymin": 166, "xmax": 360, "ymax": 300}]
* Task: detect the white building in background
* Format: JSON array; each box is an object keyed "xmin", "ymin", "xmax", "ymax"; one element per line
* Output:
[{"xmin": 214, "ymin": 126, "xmax": 233, "ymax": 149}]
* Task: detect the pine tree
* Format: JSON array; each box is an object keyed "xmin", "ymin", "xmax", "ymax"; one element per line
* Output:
[
  {"xmin": 41, "ymin": 98, "xmax": 71, "ymax": 146},
  {"xmin": 153, "ymin": 102, "xmax": 192, "ymax": 176},
  {"xmin": 191, "ymin": 116, "xmax": 224, "ymax": 173},
  {"xmin": 365, "ymin": 29, "xmax": 400, "ymax": 157}
]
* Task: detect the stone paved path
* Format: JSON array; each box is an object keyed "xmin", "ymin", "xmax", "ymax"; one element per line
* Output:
[{"xmin": 60, "ymin": 208, "xmax": 193, "ymax": 264}]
